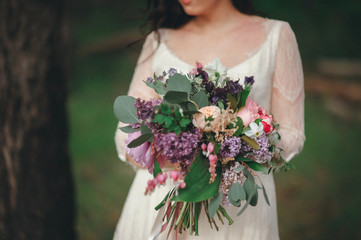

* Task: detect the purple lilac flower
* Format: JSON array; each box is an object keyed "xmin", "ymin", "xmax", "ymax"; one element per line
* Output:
[
  {"xmin": 244, "ymin": 76, "xmax": 255, "ymax": 86},
  {"xmin": 220, "ymin": 161, "xmax": 246, "ymax": 206},
  {"xmin": 157, "ymin": 75, "xmax": 164, "ymax": 81},
  {"xmin": 153, "ymin": 129, "xmax": 201, "ymax": 170},
  {"xmin": 134, "ymin": 98, "xmax": 162, "ymax": 121},
  {"xmin": 240, "ymin": 133, "xmax": 273, "ymax": 163},
  {"xmin": 219, "ymin": 136, "xmax": 242, "ymax": 158},
  {"xmin": 146, "ymin": 77, "xmax": 153, "ymax": 83},
  {"xmin": 168, "ymin": 68, "xmax": 177, "ymax": 76},
  {"xmin": 225, "ymin": 80, "xmax": 243, "ymax": 96}
]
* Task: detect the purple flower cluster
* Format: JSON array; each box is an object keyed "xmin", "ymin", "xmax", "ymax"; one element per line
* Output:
[
  {"xmin": 196, "ymin": 68, "xmax": 243, "ymax": 105},
  {"xmin": 153, "ymin": 129, "xmax": 201, "ymax": 169},
  {"xmin": 241, "ymin": 133, "xmax": 274, "ymax": 163},
  {"xmin": 225, "ymin": 80, "xmax": 243, "ymax": 96},
  {"xmin": 220, "ymin": 161, "xmax": 246, "ymax": 206},
  {"xmin": 219, "ymin": 136, "xmax": 242, "ymax": 158},
  {"xmin": 134, "ymin": 98, "xmax": 162, "ymax": 121}
]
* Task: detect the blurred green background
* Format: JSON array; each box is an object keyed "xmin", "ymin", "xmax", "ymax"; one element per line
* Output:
[{"xmin": 68, "ymin": 0, "xmax": 361, "ymax": 239}]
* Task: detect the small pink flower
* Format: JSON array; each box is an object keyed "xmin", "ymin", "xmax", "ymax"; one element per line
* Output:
[
  {"xmin": 207, "ymin": 142, "xmax": 215, "ymax": 153},
  {"xmin": 201, "ymin": 143, "xmax": 207, "ymax": 151},
  {"xmin": 208, "ymin": 154, "xmax": 217, "ymax": 164},
  {"xmin": 156, "ymin": 173, "xmax": 167, "ymax": 184},
  {"xmin": 170, "ymin": 171, "xmax": 179, "ymax": 181},
  {"xmin": 179, "ymin": 182, "xmax": 186, "ymax": 189}
]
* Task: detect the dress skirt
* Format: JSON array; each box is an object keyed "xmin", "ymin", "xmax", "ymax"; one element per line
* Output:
[{"xmin": 113, "ymin": 168, "xmax": 280, "ymax": 240}]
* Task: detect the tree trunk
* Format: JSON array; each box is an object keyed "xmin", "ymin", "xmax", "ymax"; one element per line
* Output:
[{"xmin": 0, "ymin": 1, "xmax": 75, "ymax": 239}]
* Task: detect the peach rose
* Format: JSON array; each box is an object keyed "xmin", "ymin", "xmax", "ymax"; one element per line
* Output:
[{"xmin": 192, "ymin": 106, "xmax": 221, "ymax": 132}]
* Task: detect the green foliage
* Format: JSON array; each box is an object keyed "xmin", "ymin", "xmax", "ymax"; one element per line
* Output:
[
  {"xmin": 152, "ymin": 103, "xmax": 192, "ymax": 135},
  {"xmin": 153, "ymin": 159, "xmax": 162, "ymax": 178},
  {"xmin": 191, "ymin": 91, "xmax": 209, "ymax": 108},
  {"xmin": 233, "ymin": 117, "xmax": 244, "ymax": 136},
  {"xmin": 241, "ymin": 136, "xmax": 260, "ymax": 150},
  {"xmin": 228, "ymin": 183, "xmax": 246, "ymax": 207},
  {"xmin": 145, "ymin": 80, "xmax": 166, "ymax": 95},
  {"xmin": 208, "ymin": 192, "xmax": 222, "ymax": 218},
  {"xmin": 113, "ymin": 96, "xmax": 139, "ymax": 124},
  {"xmin": 227, "ymin": 93, "xmax": 238, "ymax": 110},
  {"xmin": 246, "ymin": 161, "xmax": 268, "ymax": 174},
  {"xmin": 127, "ymin": 133, "xmax": 153, "ymax": 148},
  {"xmin": 119, "ymin": 125, "xmax": 140, "ymax": 133},
  {"xmin": 166, "ymin": 73, "xmax": 192, "ymax": 94},
  {"xmin": 164, "ymin": 91, "xmax": 189, "ymax": 104},
  {"xmin": 172, "ymin": 153, "xmax": 221, "ymax": 202}
]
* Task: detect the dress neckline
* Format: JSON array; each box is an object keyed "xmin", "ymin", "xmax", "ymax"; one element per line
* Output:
[{"xmin": 158, "ymin": 19, "xmax": 274, "ymax": 71}]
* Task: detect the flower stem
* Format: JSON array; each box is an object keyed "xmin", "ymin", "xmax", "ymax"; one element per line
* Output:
[{"xmin": 219, "ymin": 206, "xmax": 234, "ymax": 225}]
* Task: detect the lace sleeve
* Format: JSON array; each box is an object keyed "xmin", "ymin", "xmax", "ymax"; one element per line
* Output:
[
  {"xmin": 114, "ymin": 32, "xmax": 159, "ymax": 162},
  {"xmin": 271, "ymin": 22, "xmax": 306, "ymax": 162}
]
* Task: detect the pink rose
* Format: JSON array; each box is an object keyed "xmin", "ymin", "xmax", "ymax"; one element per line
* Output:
[
  {"xmin": 125, "ymin": 131, "xmax": 155, "ymax": 173},
  {"xmin": 237, "ymin": 97, "xmax": 261, "ymax": 127},
  {"xmin": 192, "ymin": 106, "xmax": 221, "ymax": 132}
]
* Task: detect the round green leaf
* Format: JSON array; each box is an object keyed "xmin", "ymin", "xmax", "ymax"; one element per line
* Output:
[
  {"xmin": 191, "ymin": 91, "xmax": 209, "ymax": 108},
  {"xmin": 113, "ymin": 96, "xmax": 139, "ymax": 124},
  {"xmin": 166, "ymin": 73, "xmax": 192, "ymax": 94}
]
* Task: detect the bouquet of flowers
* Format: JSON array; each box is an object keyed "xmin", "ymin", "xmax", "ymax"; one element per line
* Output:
[{"xmin": 114, "ymin": 58, "xmax": 292, "ymax": 237}]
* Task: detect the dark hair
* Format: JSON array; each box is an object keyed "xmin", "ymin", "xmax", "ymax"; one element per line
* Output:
[{"xmin": 142, "ymin": 0, "xmax": 266, "ymax": 40}]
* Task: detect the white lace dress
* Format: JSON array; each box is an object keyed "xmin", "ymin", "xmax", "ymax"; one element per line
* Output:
[{"xmin": 113, "ymin": 19, "xmax": 305, "ymax": 240}]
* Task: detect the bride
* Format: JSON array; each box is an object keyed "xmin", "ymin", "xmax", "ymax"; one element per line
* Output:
[{"xmin": 113, "ymin": 0, "xmax": 305, "ymax": 239}]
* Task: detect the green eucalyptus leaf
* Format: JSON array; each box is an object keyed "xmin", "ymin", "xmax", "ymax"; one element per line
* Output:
[
  {"xmin": 119, "ymin": 125, "xmax": 140, "ymax": 133},
  {"xmin": 208, "ymin": 192, "xmax": 222, "ymax": 218},
  {"xmin": 218, "ymin": 100, "xmax": 225, "ymax": 109},
  {"xmin": 241, "ymin": 136, "xmax": 260, "ymax": 150},
  {"xmin": 229, "ymin": 182, "xmax": 246, "ymax": 202},
  {"xmin": 243, "ymin": 179, "xmax": 256, "ymax": 200},
  {"xmin": 249, "ymin": 189, "xmax": 258, "ymax": 206},
  {"xmin": 233, "ymin": 166, "xmax": 245, "ymax": 173},
  {"xmin": 246, "ymin": 162, "xmax": 268, "ymax": 174},
  {"xmin": 141, "ymin": 123, "xmax": 152, "ymax": 135},
  {"xmin": 172, "ymin": 153, "xmax": 221, "ymax": 202},
  {"xmin": 191, "ymin": 91, "xmax": 209, "ymax": 108},
  {"xmin": 113, "ymin": 96, "xmax": 139, "ymax": 124},
  {"xmin": 164, "ymin": 91, "xmax": 189, "ymax": 104},
  {"xmin": 153, "ymin": 81, "xmax": 166, "ymax": 95},
  {"xmin": 166, "ymin": 73, "xmax": 192, "ymax": 94},
  {"xmin": 261, "ymin": 182, "xmax": 270, "ymax": 206},
  {"xmin": 229, "ymin": 196, "xmax": 241, "ymax": 207},
  {"xmin": 127, "ymin": 133, "xmax": 153, "ymax": 148}
]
